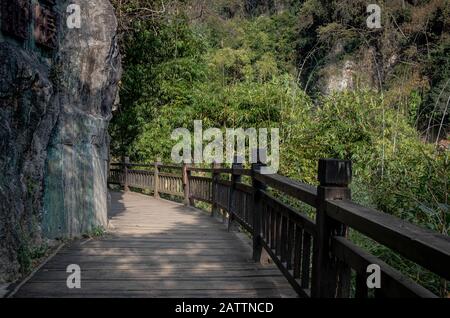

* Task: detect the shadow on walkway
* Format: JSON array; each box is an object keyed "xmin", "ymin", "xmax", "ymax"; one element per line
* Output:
[{"xmin": 14, "ymin": 191, "xmax": 296, "ymax": 298}]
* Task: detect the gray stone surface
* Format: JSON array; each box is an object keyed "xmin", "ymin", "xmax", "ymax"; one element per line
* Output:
[
  {"xmin": 43, "ymin": 0, "xmax": 121, "ymax": 238},
  {"xmin": 0, "ymin": 1, "xmax": 121, "ymax": 282},
  {"xmin": 0, "ymin": 41, "xmax": 58, "ymax": 283},
  {"xmin": 316, "ymin": 42, "xmax": 378, "ymax": 95}
]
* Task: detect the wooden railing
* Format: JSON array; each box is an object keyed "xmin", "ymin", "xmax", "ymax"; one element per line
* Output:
[
  {"xmin": 108, "ymin": 158, "xmax": 450, "ymax": 298},
  {"xmin": 109, "ymin": 161, "xmax": 184, "ymax": 198}
]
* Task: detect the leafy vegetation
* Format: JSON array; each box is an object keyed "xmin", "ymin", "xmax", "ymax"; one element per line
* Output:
[
  {"xmin": 110, "ymin": 0, "xmax": 449, "ymax": 296},
  {"xmin": 82, "ymin": 226, "xmax": 107, "ymax": 239},
  {"xmin": 17, "ymin": 239, "xmax": 50, "ymax": 275}
]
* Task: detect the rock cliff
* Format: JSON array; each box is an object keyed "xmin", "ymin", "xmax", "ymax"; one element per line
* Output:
[{"xmin": 0, "ymin": 0, "xmax": 121, "ymax": 283}]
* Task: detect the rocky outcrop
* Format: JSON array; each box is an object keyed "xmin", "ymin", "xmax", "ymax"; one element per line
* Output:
[
  {"xmin": 43, "ymin": 0, "xmax": 121, "ymax": 238},
  {"xmin": 0, "ymin": 0, "xmax": 121, "ymax": 282},
  {"xmin": 317, "ymin": 43, "xmax": 378, "ymax": 95},
  {"xmin": 0, "ymin": 42, "xmax": 58, "ymax": 283}
]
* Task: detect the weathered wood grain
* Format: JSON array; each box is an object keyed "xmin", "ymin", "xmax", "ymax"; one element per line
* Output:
[
  {"xmin": 106, "ymin": 159, "xmax": 450, "ymax": 298},
  {"xmin": 14, "ymin": 191, "xmax": 296, "ymax": 298},
  {"xmin": 326, "ymin": 199, "xmax": 450, "ymax": 281}
]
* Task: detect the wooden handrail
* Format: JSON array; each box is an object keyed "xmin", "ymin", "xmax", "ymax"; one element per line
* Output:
[
  {"xmin": 188, "ymin": 175, "xmax": 211, "ymax": 181},
  {"xmin": 331, "ymin": 237, "xmax": 437, "ymax": 298},
  {"xmin": 110, "ymin": 162, "xmax": 183, "ymax": 169},
  {"xmin": 126, "ymin": 169, "xmax": 153, "ymax": 174},
  {"xmin": 107, "ymin": 158, "xmax": 450, "ymax": 298},
  {"xmin": 260, "ymin": 189, "xmax": 316, "ymax": 235},
  {"xmin": 254, "ymin": 173, "xmax": 317, "ymax": 207},
  {"xmin": 326, "ymin": 199, "xmax": 450, "ymax": 280},
  {"xmin": 159, "ymin": 164, "xmax": 183, "ymax": 169},
  {"xmin": 186, "ymin": 167, "xmax": 213, "ymax": 173}
]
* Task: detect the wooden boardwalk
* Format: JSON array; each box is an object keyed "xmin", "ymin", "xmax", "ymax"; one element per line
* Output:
[{"xmin": 14, "ymin": 191, "xmax": 296, "ymax": 298}]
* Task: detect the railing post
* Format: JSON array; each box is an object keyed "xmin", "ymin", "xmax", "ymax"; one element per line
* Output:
[
  {"xmin": 182, "ymin": 163, "xmax": 190, "ymax": 206},
  {"xmin": 211, "ymin": 161, "xmax": 220, "ymax": 217},
  {"xmin": 251, "ymin": 152, "xmax": 267, "ymax": 262},
  {"xmin": 228, "ymin": 156, "xmax": 242, "ymax": 231},
  {"xmin": 123, "ymin": 156, "xmax": 130, "ymax": 192},
  {"xmin": 154, "ymin": 158, "xmax": 160, "ymax": 199},
  {"xmin": 311, "ymin": 158, "xmax": 352, "ymax": 298}
]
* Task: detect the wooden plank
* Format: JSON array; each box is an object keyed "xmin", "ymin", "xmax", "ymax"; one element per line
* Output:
[
  {"xmin": 331, "ymin": 237, "xmax": 437, "ymax": 298},
  {"xmin": 235, "ymin": 183, "xmax": 253, "ymax": 194},
  {"xmin": 41, "ymin": 262, "xmax": 288, "ymax": 271},
  {"xmin": 326, "ymin": 200, "xmax": 450, "ymax": 281},
  {"xmin": 260, "ymin": 190, "xmax": 316, "ymax": 235},
  {"xmin": 158, "ymin": 172, "xmax": 182, "ymax": 178},
  {"xmin": 16, "ymin": 280, "xmax": 292, "ymax": 292},
  {"xmin": 254, "ymin": 173, "xmax": 317, "ymax": 207},
  {"xmin": 286, "ymin": 219, "xmax": 294, "ymax": 270},
  {"xmin": 187, "ymin": 167, "xmax": 213, "ymax": 173},
  {"xmin": 56, "ymin": 249, "xmax": 254, "ymax": 257},
  {"xmin": 159, "ymin": 164, "xmax": 183, "ymax": 170},
  {"xmin": 32, "ymin": 268, "xmax": 286, "ymax": 280},
  {"xmin": 189, "ymin": 175, "xmax": 212, "ymax": 182},
  {"xmin": 280, "ymin": 215, "xmax": 288, "ymax": 263},
  {"xmin": 127, "ymin": 163, "xmax": 154, "ymax": 167},
  {"xmin": 275, "ymin": 212, "xmax": 282, "ymax": 257},
  {"xmin": 311, "ymin": 163, "xmax": 351, "ymax": 298},
  {"xmin": 128, "ymin": 169, "xmax": 153, "ymax": 175},
  {"xmin": 261, "ymin": 240, "xmax": 309, "ymax": 298},
  {"xmin": 74, "ymin": 242, "xmax": 249, "ymax": 248},
  {"xmin": 15, "ymin": 191, "xmax": 295, "ymax": 298},
  {"xmin": 213, "ymin": 168, "xmax": 232, "ymax": 174},
  {"xmin": 15, "ymin": 288, "xmax": 295, "ymax": 298},
  {"xmin": 217, "ymin": 179, "xmax": 232, "ymax": 187},
  {"xmin": 187, "ymin": 167, "xmax": 251, "ymax": 176},
  {"xmin": 233, "ymin": 168, "xmax": 252, "ymax": 176},
  {"xmin": 293, "ymin": 225, "xmax": 303, "ymax": 279},
  {"xmin": 301, "ymin": 232, "xmax": 311, "ymax": 289}
]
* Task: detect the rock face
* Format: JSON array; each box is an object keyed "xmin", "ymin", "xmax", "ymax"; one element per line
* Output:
[
  {"xmin": 0, "ymin": 0, "xmax": 121, "ymax": 282},
  {"xmin": 317, "ymin": 43, "xmax": 378, "ymax": 95},
  {"xmin": 43, "ymin": 0, "xmax": 121, "ymax": 238},
  {"xmin": 0, "ymin": 41, "xmax": 58, "ymax": 283}
]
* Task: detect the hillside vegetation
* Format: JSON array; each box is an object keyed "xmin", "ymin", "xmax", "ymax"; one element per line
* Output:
[{"xmin": 110, "ymin": 0, "xmax": 449, "ymax": 296}]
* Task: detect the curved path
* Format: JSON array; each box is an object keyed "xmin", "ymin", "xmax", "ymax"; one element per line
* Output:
[{"xmin": 14, "ymin": 191, "xmax": 296, "ymax": 298}]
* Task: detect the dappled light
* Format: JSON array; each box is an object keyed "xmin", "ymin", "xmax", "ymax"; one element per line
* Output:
[{"xmin": 14, "ymin": 191, "xmax": 296, "ymax": 298}]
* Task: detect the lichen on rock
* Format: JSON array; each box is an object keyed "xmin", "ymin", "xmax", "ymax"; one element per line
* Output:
[
  {"xmin": 43, "ymin": 0, "xmax": 121, "ymax": 238},
  {"xmin": 0, "ymin": 41, "xmax": 58, "ymax": 282},
  {"xmin": 0, "ymin": 0, "xmax": 121, "ymax": 283}
]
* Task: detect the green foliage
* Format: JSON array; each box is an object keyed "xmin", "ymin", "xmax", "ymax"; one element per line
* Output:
[
  {"xmin": 294, "ymin": 0, "xmax": 450, "ymax": 134},
  {"xmin": 113, "ymin": 8, "xmax": 303, "ymax": 161},
  {"xmin": 282, "ymin": 90, "xmax": 448, "ymax": 234},
  {"xmin": 280, "ymin": 89, "xmax": 448, "ymax": 295},
  {"xmin": 111, "ymin": 0, "xmax": 449, "ymax": 295},
  {"xmin": 110, "ymin": 13, "xmax": 206, "ymax": 158},
  {"xmin": 420, "ymin": 41, "xmax": 450, "ymax": 140},
  {"xmin": 18, "ymin": 240, "xmax": 49, "ymax": 275},
  {"xmin": 83, "ymin": 226, "xmax": 107, "ymax": 238}
]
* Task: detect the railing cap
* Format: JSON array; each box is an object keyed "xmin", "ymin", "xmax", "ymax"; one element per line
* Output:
[{"xmin": 318, "ymin": 159, "xmax": 352, "ymax": 186}]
